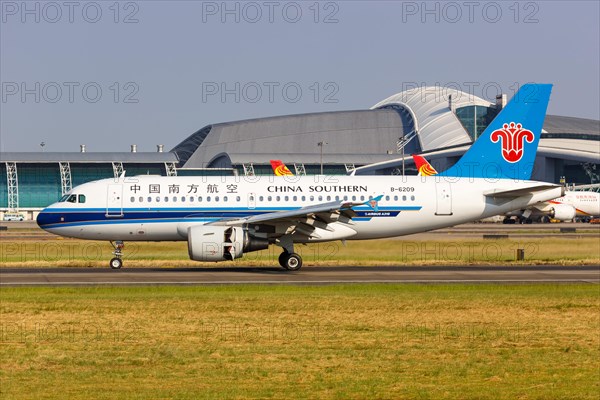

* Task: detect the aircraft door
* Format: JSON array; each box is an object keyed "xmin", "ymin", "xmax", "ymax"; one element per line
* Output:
[
  {"xmin": 435, "ymin": 181, "xmax": 453, "ymax": 215},
  {"xmin": 247, "ymin": 193, "xmax": 256, "ymax": 209},
  {"xmin": 106, "ymin": 184, "xmax": 124, "ymax": 217}
]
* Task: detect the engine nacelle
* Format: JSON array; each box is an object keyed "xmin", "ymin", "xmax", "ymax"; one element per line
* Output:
[
  {"xmin": 549, "ymin": 204, "xmax": 576, "ymax": 221},
  {"xmin": 187, "ymin": 226, "xmax": 269, "ymax": 262}
]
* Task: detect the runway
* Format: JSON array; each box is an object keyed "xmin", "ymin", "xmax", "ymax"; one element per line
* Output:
[{"xmin": 1, "ymin": 266, "xmax": 598, "ymax": 286}]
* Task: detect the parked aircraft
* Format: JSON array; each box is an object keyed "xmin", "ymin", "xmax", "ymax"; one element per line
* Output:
[
  {"xmin": 270, "ymin": 160, "xmax": 294, "ymax": 176},
  {"xmin": 37, "ymin": 84, "xmax": 561, "ymax": 270}
]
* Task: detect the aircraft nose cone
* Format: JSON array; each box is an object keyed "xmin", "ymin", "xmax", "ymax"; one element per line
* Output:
[{"xmin": 36, "ymin": 209, "xmax": 52, "ymax": 228}]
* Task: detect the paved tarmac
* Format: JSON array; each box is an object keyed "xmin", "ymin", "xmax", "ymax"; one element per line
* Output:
[{"xmin": 1, "ymin": 266, "xmax": 598, "ymax": 286}]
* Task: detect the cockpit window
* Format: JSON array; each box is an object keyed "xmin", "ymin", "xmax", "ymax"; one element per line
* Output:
[
  {"xmin": 59, "ymin": 195, "xmax": 69, "ymax": 202},
  {"xmin": 78, "ymin": 195, "xmax": 86, "ymax": 204},
  {"xmin": 67, "ymin": 195, "xmax": 77, "ymax": 203}
]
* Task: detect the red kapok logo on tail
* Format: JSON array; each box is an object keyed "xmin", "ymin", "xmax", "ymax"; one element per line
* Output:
[{"xmin": 490, "ymin": 122, "xmax": 534, "ymax": 163}]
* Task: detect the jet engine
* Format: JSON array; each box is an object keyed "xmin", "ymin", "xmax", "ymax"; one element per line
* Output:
[
  {"xmin": 187, "ymin": 226, "xmax": 269, "ymax": 262},
  {"xmin": 549, "ymin": 204, "xmax": 576, "ymax": 221}
]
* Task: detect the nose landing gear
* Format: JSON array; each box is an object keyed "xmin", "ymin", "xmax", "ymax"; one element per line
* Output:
[{"xmin": 109, "ymin": 241, "xmax": 124, "ymax": 269}]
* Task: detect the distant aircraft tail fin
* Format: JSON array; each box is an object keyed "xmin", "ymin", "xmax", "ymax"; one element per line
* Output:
[
  {"xmin": 270, "ymin": 160, "xmax": 294, "ymax": 176},
  {"xmin": 439, "ymin": 83, "xmax": 552, "ymax": 180},
  {"xmin": 413, "ymin": 154, "xmax": 438, "ymax": 176}
]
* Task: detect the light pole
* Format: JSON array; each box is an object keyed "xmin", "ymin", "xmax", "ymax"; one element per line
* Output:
[
  {"xmin": 397, "ymin": 136, "xmax": 406, "ymax": 176},
  {"xmin": 318, "ymin": 141, "xmax": 328, "ymax": 175}
]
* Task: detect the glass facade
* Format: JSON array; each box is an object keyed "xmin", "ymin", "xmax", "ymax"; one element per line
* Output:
[
  {"xmin": 561, "ymin": 162, "xmax": 600, "ymax": 185},
  {"xmin": 455, "ymin": 105, "xmax": 499, "ymax": 141},
  {"xmin": 0, "ymin": 163, "xmax": 167, "ymax": 209}
]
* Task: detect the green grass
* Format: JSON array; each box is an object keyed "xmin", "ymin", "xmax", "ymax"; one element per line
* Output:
[
  {"xmin": 1, "ymin": 284, "xmax": 599, "ymax": 399},
  {"xmin": 1, "ymin": 236, "xmax": 599, "ymax": 267}
]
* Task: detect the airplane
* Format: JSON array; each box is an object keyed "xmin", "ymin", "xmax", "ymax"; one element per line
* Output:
[
  {"xmin": 504, "ymin": 190, "xmax": 600, "ymax": 223},
  {"xmin": 412, "ymin": 154, "xmax": 600, "ymax": 223},
  {"xmin": 413, "ymin": 154, "xmax": 438, "ymax": 176},
  {"xmin": 270, "ymin": 160, "xmax": 294, "ymax": 176},
  {"xmin": 37, "ymin": 83, "xmax": 563, "ymax": 271}
]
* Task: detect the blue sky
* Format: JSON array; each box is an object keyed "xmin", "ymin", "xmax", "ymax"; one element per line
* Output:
[{"xmin": 1, "ymin": 0, "xmax": 599, "ymax": 152}]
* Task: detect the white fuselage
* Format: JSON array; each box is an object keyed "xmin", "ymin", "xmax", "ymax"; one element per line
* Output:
[
  {"xmin": 507, "ymin": 190, "xmax": 600, "ymax": 219},
  {"xmin": 548, "ymin": 191, "xmax": 600, "ymax": 216},
  {"xmin": 37, "ymin": 175, "xmax": 564, "ymax": 242}
]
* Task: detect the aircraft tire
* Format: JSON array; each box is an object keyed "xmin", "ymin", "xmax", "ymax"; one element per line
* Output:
[
  {"xmin": 278, "ymin": 252, "xmax": 289, "ymax": 268},
  {"xmin": 283, "ymin": 253, "xmax": 302, "ymax": 271},
  {"xmin": 110, "ymin": 258, "xmax": 123, "ymax": 269}
]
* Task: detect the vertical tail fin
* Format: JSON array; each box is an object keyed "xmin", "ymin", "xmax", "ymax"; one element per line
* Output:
[
  {"xmin": 412, "ymin": 154, "xmax": 438, "ymax": 176},
  {"xmin": 439, "ymin": 83, "xmax": 552, "ymax": 180},
  {"xmin": 270, "ymin": 160, "xmax": 294, "ymax": 176}
]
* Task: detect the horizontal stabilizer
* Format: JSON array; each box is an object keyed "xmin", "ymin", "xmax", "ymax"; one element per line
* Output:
[{"xmin": 484, "ymin": 184, "xmax": 563, "ymax": 198}]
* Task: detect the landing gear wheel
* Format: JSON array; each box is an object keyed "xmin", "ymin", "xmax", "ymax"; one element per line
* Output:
[
  {"xmin": 109, "ymin": 241, "xmax": 125, "ymax": 270},
  {"xmin": 278, "ymin": 252, "xmax": 289, "ymax": 268},
  {"xmin": 110, "ymin": 257, "xmax": 123, "ymax": 269},
  {"xmin": 283, "ymin": 253, "xmax": 302, "ymax": 271}
]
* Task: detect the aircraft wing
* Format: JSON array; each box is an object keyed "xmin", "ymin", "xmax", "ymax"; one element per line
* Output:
[
  {"xmin": 210, "ymin": 200, "xmax": 363, "ymax": 228},
  {"xmin": 483, "ymin": 184, "xmax": 564, "ymax": 198},
  {"xmin": 207, "ymin": 197, "xmax": 384, "ymax": 238}
]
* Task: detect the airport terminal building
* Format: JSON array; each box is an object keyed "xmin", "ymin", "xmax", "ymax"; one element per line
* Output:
[{"xmin": 2, "ymin": 86, "xmax": 599, "ymax": 218}]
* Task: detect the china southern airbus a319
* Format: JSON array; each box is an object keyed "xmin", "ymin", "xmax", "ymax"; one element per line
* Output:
[{"xmin": 37, "ymin": 84, "xmax": 562, "ymax": 271}]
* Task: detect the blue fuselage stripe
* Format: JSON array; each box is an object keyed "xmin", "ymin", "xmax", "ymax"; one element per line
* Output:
[{"xmin": 37, "ymin": 206, "xmax": 423, "ymax": 229}]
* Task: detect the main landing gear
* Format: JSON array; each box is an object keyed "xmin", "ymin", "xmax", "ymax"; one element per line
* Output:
[
  {"xmin": 278, "ymin": 251, "xmax": 303, "ymax": 271},
  {"xmin": 277, "ymin": 235, "xmax": 302, "ymax": 271},
  {"xmin": 109, "ymin": 241, "xmax": 124, "ymax": 269}
]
